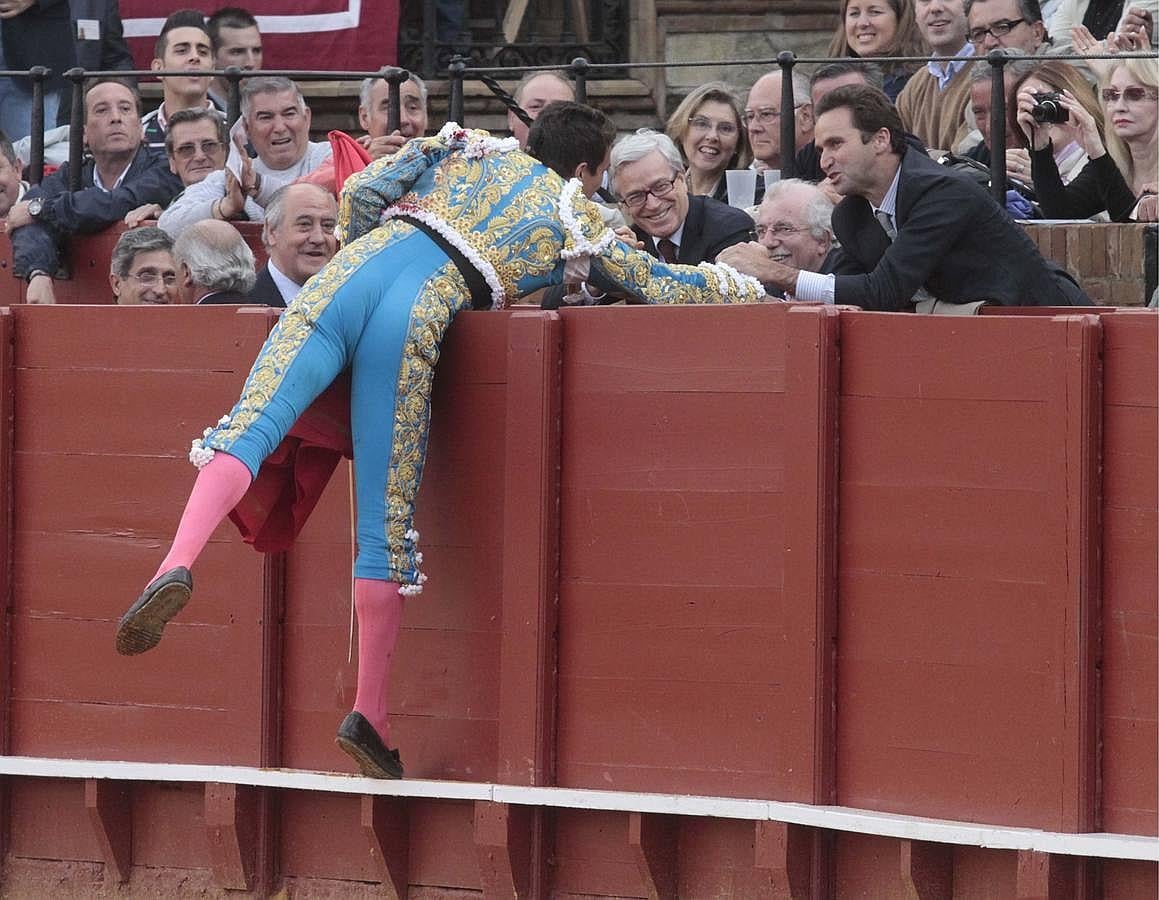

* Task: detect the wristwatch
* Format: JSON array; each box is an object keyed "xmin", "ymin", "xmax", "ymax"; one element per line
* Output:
[{"xmin": 27, "ymin": 198, "xmax": 43, "ymax": 219}]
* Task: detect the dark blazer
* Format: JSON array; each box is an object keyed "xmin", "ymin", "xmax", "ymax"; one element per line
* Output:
[
  {"xmin": 830, "ymin": 147, "xmax": 1091, "ymax": 310},
  {"xmin": 244, "ymin": 265, "xmax": 289, "ymax": 308},
  {"xmin": 12, "ymin": 145, "xmax": 183, "ymax": 276},
  {"xmin": 197, "ymin": 289, "xmax": 254, "ymax": 305},
  {"xmin": 631, "ymin": 194, "xmax": 755, "ymax": 265},
  {"xmin": 540, "ymin": 194, "xmax": 754, "ymax": 309}
]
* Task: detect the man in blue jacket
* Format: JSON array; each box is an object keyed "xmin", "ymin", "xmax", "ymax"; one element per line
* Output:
[{"xmin": 6, "ymin": 78, "xmax": 183, "ymax": 304}]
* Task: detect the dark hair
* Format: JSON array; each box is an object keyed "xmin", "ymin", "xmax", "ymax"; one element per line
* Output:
[
  {"xmin": 154, "ymin": 8, "xmax": 210, "ymax": 59},
  {"xmin": 809, "ymin": 61, "xmax": 886, "ymax": 93},
  {"xmin": 527, "ymin": 101, "xmax": 616, "ymax": 180},
  {"xmin": 83, "ymin": 77, "xmax": 143, "ymax": 120},
  {"xmin": 207, "ymin": 6, "xmax": 259, "ymax": 49},
  {"xmin": 164, "ymin": 107, "xmax": 228, "ymax": 154},
  {"xmin": 0, "ymin": 129, "xmax": 16, "ymax": 167},
  {"xmin": 815, "ymin": 84, "xmax": 907, "ymax": 154}
]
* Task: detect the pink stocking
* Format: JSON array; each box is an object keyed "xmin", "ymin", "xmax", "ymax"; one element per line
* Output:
[
  {"xmin": 353, "ymin": 578, "xmax": 405, "ymax": 745},
  {"xmin": 152, "ymin": 452, "xmax": 252, "ymax": 582}
]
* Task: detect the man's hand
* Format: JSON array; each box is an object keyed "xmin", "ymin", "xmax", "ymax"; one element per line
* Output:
[
  {"xmin": 220, "ymin": 170, "xmax": 247, "ymax": 219},
  {"xmin": 6, "ymin": 199, "xmax": 34, "ymax": 231},
  {"xmin": 0, "ymin": 0, "xmax": 37, "ymax": 19},
  {"xmin": 613, "ymin": 225, "xmax": 645, "ymax": 250},
  {"xmin": 124, "ymin": 203, "xmax": 163, "ymax": 227},
  {"xmin": 718, "ymin": 241, "xmax": 799, "ymax": 292},
  {"xmin": 26, "ymin": 274, "xmax": 56, "ymax": 305},
  {"xmin": 359, "ymin": 132, "xmax": 408, "ymax": 160}
]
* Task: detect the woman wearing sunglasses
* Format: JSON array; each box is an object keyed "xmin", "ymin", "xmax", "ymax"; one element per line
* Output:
[
  {"xmin": 665, "ymin": 83, "xmax": 751, "ymax": 202},
  {"xmin": 1014, "ymin": 57, "xmax": 1158, "ymax": 221}
]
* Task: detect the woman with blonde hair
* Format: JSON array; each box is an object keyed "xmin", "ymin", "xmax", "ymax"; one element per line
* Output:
[
  {"xmin": 665, "ymin": 82, "xmax": 751, "ymax": 202},
  {"xmin": 826, "ymin": 0, "xmax": 927, "ymax": 100},
  {"xmin": 1016, "ymin": 56, "xmax": 1158, "ymax": 220}
]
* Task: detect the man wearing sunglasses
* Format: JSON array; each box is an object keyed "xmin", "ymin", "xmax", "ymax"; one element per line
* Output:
[{"xmin": 964, "ymin": 0, "xmax": 1049, "ymax": 52}]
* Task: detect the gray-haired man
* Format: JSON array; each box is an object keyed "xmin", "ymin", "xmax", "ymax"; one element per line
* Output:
[{"xmin": 173, "ymin": 218, "xmax": 257, "ymax": 304}]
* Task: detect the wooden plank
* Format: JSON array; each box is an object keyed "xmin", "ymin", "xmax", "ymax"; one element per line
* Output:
[
  {"xmin": 754, "ymin": 820, "xmax": 812, "ymax": 899},
  {"xmin": 496, "ymin": 313, "xmax": 559, "ymax": 894},
  {"xmin": 204, "ymin": 782, "xmax": 257, "ymax": 890},
  {"xmin": 0, "ymin": 309, "xmax": 13, "ymax": 867},
  {"xmin": 361, "ymin": 795, "xmax": 409, "ymax": 899},
  {"xmin": 628, "ymin": 811, "xmax": 678, "ymax": 900},
  {"xmin": 473, "ymin": 800, "xmax": 533, "ymax": 898},
  {"xmin": 899, "ymin": 839, "xmax": 953, "ymax": 899}
]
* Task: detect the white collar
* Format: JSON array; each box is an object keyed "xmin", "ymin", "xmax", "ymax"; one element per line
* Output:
[
  {"xmin": 268, "ymin": 261, "xmax": 302, "ymax": 302},
  {"xmin": 651, "ymin": 221, "xmax": 686, "ymax": 255}
]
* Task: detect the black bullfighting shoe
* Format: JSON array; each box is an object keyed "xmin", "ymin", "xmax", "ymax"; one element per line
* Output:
[
  {"xmin": 115, "ymin": 567, "xmax": 193, "ymax": 656},
  {"xmin": 336, "ymin": 711, "xmax": 405, "ymax": 779}
]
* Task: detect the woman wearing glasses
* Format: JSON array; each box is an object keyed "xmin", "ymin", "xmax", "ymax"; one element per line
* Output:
[
  {"xmin": 826, "ymin": 0, "xmax": 927, "ymax": 100},
  {"xmin": 665, "ymin": 82, "xmax": 751, "ymax": 202},
  {"xmin": 1015, "ymin": 57, "xmax": 1158, "ymax": 221}
]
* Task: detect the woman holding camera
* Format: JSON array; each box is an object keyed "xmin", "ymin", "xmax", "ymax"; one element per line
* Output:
[{"xmin": 1014, "ymin": 58, "xmax": 1158, "ymax": 221}]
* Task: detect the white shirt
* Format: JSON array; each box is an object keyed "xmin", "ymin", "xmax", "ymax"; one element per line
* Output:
[{"xmin": 268, "ymin": 260, "xmax": 302, "ymax": 304}]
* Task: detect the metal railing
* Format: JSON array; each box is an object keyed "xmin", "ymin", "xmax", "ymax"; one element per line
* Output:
[{"xmin": 3, "ymin": 46, "xmax": 1157, "ymax": 208}]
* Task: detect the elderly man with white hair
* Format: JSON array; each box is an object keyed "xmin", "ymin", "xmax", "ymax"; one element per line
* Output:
[
  {"xmin": 172, "ymin": 219, "xmax": 258, "ymax": 305},
  {"xmin": 751, "ymin": 179, "xmax": 856, "ymax": 296},
  {"xmin": 613, "ymin": 128, "xmax": 755, "ymax": 267}
]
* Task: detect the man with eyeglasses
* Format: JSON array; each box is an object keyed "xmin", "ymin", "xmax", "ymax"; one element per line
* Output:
[
  {"xmin": 743, "ymin": 70, "xmax": 815, "ymax": 177},
  {"xmin": 613, "ymin": 129, "xmax": 754, "ymax": 270},
  {"xmin": 109, "ymin": 226, "xmax": 181, "ymax": 305},
  {"xmin": 125, "ymin": 108, "xmax": 229, "ymax": 227},
  {"xmin": 754, "ymin": 179, "xmax": 855, "ymax": 297},
  {"xmin": 965, "ymin": 0, "xmax": 1049, "ymax": 52}
]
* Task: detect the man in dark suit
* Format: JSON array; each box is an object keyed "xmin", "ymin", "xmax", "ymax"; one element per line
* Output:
[
  {"xmin": 172, "ymin": 218, "xmax": 257, "ymax": 305},
  {"xmin": 244, "ymin": 182, "xmax": 337, "ymax": 308},
  {"xmin": 541, "ymin": 127, "xmax": 753, "ymax": 308},
  {"xmin": 720, "ymin": 84, "xmax": 1089, "ymax": 310},
  {"xmin": 614, "ymin": 130, "xmax": 754, "ymax": 267}
]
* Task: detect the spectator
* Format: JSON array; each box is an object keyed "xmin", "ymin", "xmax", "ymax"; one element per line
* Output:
[
  {"xmin": 125, "ymin": 107, "xmax": 228, "ymax": 226},
  {"xmin": 665, "ymin": 82, "xmax": 751, "ymax": 202},
  {"xmin": 359, "ymin": 73, "xmax": 429, "ymax": 159},
  {"xmin": 142, "ymin": 10, "xmax": 219, "ymax": 153},
  {"xmin": 542, "ymin": 128, "xmax": 753, "ymax": 308},
  {"xmin": 0, "ymin": 0, "xmax": 71, "ymax": 141},
  {"xmin": 744, "ymin": 69, "xmax": 814, "ymax": 175},
  {"xmin": 1017, "ymin": 57, "xmax": 1158, "ymax": 220},
  {"xmin": 1049, "ymin": 0, "xmax": 1157, "ymax": 54},
  {"xmin": 795, "ymin": 62, "xmax": 886, "ymax": 183},
  {"xmin": 896, "ymin": 0, "xmax": 976, "ymax": 152},
  {"xmin": 1007, "ymin": 60, "xmax": 1103, "ymax": 187},
  {"xmin": 826, "ymin": 0, "xmax": 927, "ymax": 100},
  {"xmin": 720, "ymin": 84, "xmax": 1090, "ymax": 309},
  {"xmin": 172, "ymin": 218, "xmax": 257, "ymax": 304},
  {"xmin": 966, "ymin": 0, "xmax": 1050, "ymax": 52},
  {"xmin": 158, "ymin": 76, "xmax": 332, "ymax": 237},
  {"xmin": 0, "ymin": 130, "xmax": 28, "ymax": 218},
  {"xmin": 109, "ymin": 226, "xmax": 180, "ymax": 304},
  {"xmin": 207, "ymin": 7, "xmax": 263, "ymax": 109},
  {"xmin": 7, "ymin": 78, "xmax": 184, "ymax": 305},
  {"xmin": 509, "ymin": 70, "xmax": 575, "ymax": 148},
  {"xmin": 67, "ymin": 0, "xmax": 135, "ymax": 126},
  {"xmin": 246, "ymin": 182, "xmax": 337, "ymax": 307},
  {"xmin": 755, "ymin": 179, "xmax": 852, "ymax": 286},
  {"xmin": 963, "ymin": 54, "xmax": 1033, "ymax": 163}
]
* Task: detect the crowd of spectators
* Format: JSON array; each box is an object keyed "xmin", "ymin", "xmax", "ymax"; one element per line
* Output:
[{"xmin": 0, "ymin": 0, "xmax": 1154, "ymax": 312}]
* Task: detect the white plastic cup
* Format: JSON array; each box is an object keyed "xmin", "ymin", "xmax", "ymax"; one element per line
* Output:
[
  {"xmin": 725, "ymin": 169, "xmax": 758, "ymax": 208},
  {"xmin": 762, "ymin": 169, "xmax": 781, "ymax": 189}
]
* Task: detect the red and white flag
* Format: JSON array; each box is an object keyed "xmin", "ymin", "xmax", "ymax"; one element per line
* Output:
[{"xmin": 119, "ymin": 0, "xmax": 399, "ymax": 72}]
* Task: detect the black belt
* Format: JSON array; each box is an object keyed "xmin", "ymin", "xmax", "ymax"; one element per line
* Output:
[{"xmin": 395, "ymin": 214, "xmax": 493, "ymax": 310}]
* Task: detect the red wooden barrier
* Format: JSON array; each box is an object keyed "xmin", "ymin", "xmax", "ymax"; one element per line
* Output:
[{"xmin": 0, "ymin": 304, "xmax": 1154, "ymax": 898}]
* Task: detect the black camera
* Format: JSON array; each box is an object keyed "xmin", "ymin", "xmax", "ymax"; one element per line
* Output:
[{"xmin": 1031, "ymin": 91, "xmax": 1069, "ymax": 124}]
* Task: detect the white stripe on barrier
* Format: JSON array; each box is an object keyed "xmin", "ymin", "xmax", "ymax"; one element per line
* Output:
[{"xmin": 0, "ymin": 755, "xmax": 1154, "ymax": 862}]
